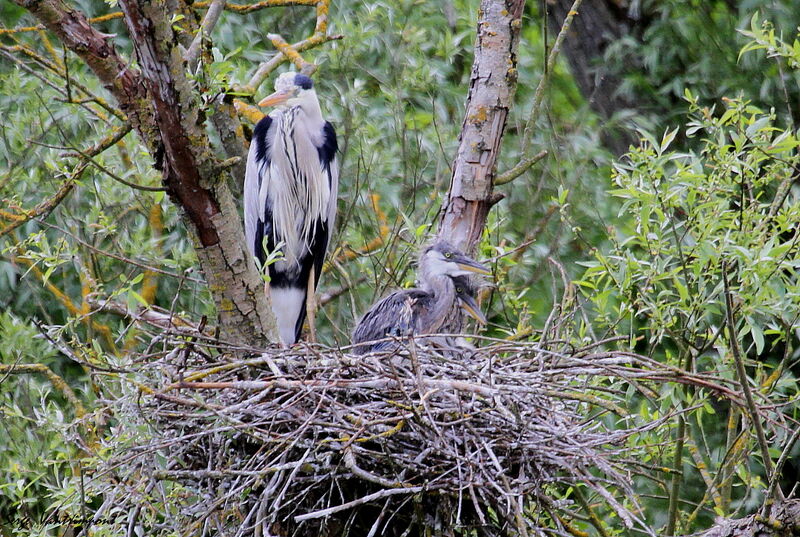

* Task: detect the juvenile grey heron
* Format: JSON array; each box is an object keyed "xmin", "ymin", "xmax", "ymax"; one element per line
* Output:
[
  {"xmin": 351, "ymin": 242, "xmax": 490, "ymax": 354},
  {"xmin": 244, "ymin": 71, "xmax": 338, "ymax": 345}
]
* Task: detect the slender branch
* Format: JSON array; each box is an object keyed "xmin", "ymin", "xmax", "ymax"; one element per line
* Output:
[
  {"xmin": 8, "ymin": 241, "xmax": 116, "ymax": 351},
  {"xmin": 0, "ymin": 363, "xmax": 86, "ymax": 418},
  {"xmin": 240, "ymin": 32, "xmax": 342, "ymax": 94},
  {"xmin": 318, "ymin": 275, "xmax": 367, "ymax": 306},
  {"xmin": 266, "ymin": 32, "xmax": 315, "ymax": 74},
  {"xmin": 0, "ymin": 43, "xmax": 125, "ymax": 121},
  {"xmin": 38, "ymin": 220, "xmax": 205, "ymax": 284},
  {"xmin": 0, "ymin": 124, "xmax": 131, "ymax": 238},
  {"xmin": 213, "ymin": 0, "xmax": 315, "ymax": 12},
  {"xmin": 573, "ymin": 486, "xmax": 612, "ymax": 537},
  {"xmin": 685, "ymin": 436, "xmax": 724, "ymax": 511},
  {"xmin": 293, "ymin": 486, "xmax": 425, "ymax": 522},
  {"xmin": 185, "ymin": 0, "xmax": 227, "ymax": 71},
  {"xmin": 485, "ymin": 204, "xmax": 558, "ymax": 264},
  {"xmin": 665, "ymin": 414, "xmax": 686, "ymax": 536},
  {"xmin": 720, "ymin": 408, "xmax": 741, "ymax": 512},
  {"xmin": 722, "ymin": 266, "xmax": 779, "ymax": 500},
  {"xmin": 1, "ymin": 169, "xmax": 80, "ymax": 238},
  {"xmin": 520, "ymin": 0, "xmax": 583, "ymax": 154},
  {"xmin": 765, "ymin": 425, "xmax": 800, "ymax": 508},
  {"xmin": 72, "ymin": 147, "xmax": 167, "ymax": 192},
  {"xmin": 87, "ymin": 297, "xmax": 209, "ymax": 336},
  {"xmin": 494, "ymin": 150, "xmax": 548, "ymax": 185}
]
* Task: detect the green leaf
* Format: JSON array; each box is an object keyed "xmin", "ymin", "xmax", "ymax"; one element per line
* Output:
[
  {"xmin": 129, "ymin": 290, "xmax": 148, "ymax": 307},
  {"xmin": 660, "ymin": 127, "xmax": 679, "ymax": 152},
  {"xmin": 750, "ymin": 323, "xmax": 765, "ymax": 355}
]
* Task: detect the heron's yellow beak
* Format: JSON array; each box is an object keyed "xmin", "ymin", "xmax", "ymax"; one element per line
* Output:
[
  {"xmin": 258, "ymin": 89, "xmax": 293, "ymax": 107},
  {"xmin": 455, "ymin": 260, "xmax": 491, "ymax": 276},
  {"xmin": 459, "ymin": 296, "xmax": 488, "ymax": 325}
]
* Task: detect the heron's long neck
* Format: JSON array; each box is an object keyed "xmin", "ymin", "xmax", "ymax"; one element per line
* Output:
[
  {"xmin": 423, "ymin": 274, "xmax": 456, "ymax": 334},
  {"xmin": 297, "ymin": 92, "xmax": 324, "ymax": 128}
]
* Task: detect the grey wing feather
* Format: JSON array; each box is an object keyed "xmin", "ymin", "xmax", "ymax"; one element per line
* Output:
[
  {"xmin": 326, "ymin": 155, "xmax": 339, "ymax": 244},
  {"xmin": 351, "ymin": 289, "xmax": 429, "ymax": 353},
  {"xmin": 244, "ymin": 137, "xmax": 262, "ymax": 259},
  {"xmin": 320, "ymin": 122, "xmax": 338, "ymax": 252},
  {"xmin": 244, "ymin": 115, "xmax": 274, "ymax": 261}
]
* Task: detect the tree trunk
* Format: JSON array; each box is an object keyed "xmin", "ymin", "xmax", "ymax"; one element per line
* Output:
[
  {"xmin": 543, "ymin": 0, "xmax": 638, "ymax": 155},
  {"xmin": 437, "ymin": 0, "xmax": 526, "ymax": 254},
  {"xmin": 15, "ymin": 0, "xmax": 276, "ymax": 345}
]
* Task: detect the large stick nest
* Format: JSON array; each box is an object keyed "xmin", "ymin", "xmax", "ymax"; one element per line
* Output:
[{"xmin": 97, "ymin": 335, "xmax": 738, "ymax": 536}]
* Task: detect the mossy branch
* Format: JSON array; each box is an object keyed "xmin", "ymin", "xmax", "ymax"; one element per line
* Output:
[{"xmin": 0, "ymin": 363, "xmax": 86, "ymax": 419}]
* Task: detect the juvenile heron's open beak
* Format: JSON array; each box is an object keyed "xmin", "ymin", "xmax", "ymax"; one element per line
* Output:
[
  {"xmin": 258, "ymin": 89, "xmax": 293, "ymax": 107},
  {"xmin": 459, "ymin": 294, "xmax": 488, "ymax": 325}
]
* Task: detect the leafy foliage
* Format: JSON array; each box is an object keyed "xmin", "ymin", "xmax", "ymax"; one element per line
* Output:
[{"xmin": 579, "ymin": 90, "xmax": 800, "ymax": 532}]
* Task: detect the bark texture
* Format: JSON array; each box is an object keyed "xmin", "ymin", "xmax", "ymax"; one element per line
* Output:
[
  {"xmin": 17, "ymin": 0, "xmax": 276, "ymax": 344},
  {"xmin": 544, "ymin": 0, "xmax": 638, "ymax": 154},
  {"xmin": 698, "ymin": 500, "xmax": 800, "ymax": 537},
  {"xmin": 438, "ymin": 0, "xmax": 526, "ymax": 253}
]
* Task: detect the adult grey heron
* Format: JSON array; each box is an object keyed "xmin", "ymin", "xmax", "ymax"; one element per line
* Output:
[
  {"xmin": 244, "ymin": 71, "xmax": 338, "ymax": 345},
  {"xmin": 351, "ymin": 242, "xmax": 490, "ymax": 354}
]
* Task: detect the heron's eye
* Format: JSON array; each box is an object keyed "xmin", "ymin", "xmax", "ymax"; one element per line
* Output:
[
  {"xmin": 456, "ymin": 287, "xmax": 463, "ymax": 293},
  {"xmin": 444, "ymin": 252, "xmax": 452, "ymax": 258}
]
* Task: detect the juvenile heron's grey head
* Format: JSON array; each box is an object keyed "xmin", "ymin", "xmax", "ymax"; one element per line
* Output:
[{"xmin": 419, "ymin": 241, "xmax": 491, "ymax": 280}]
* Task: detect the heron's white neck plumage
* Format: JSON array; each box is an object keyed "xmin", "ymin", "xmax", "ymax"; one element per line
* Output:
[
  {"xmin": 268, "ymin": 91, "xmax": 329, "ymax": 268},
  {"xmin": 423, "ymin": 274, "xmax": 457, "ymax": 334}
]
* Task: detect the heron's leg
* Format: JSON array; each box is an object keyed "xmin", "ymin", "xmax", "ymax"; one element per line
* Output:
[{"xmin": 305, "ymin": 266, "xmax": 318, "ymax": 343}]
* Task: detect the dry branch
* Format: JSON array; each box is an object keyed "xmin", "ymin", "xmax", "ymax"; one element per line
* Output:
[
  {"xmin": 185, "ymin": 0, "xmax": 228, "ymax": 71},
  {"xmin": 697, "ymin": 500, "xmax": 800, "ymax": 537}
]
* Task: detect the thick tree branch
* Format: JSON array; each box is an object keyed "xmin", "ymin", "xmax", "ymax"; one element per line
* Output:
[
  {"xmin": 437, "ymin": 0, "xmax": 526, "ymax": 253},
  {"xmin": 119, "ymin": 0, "xmax": 219, "ymax": 245},
  {"xmin": 697, "ymin": 500, "xmax": 800, "ymax": 537},
  {"xmin": 184, "ymin": 0, "xmax": 227, "ymax": 71}
]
